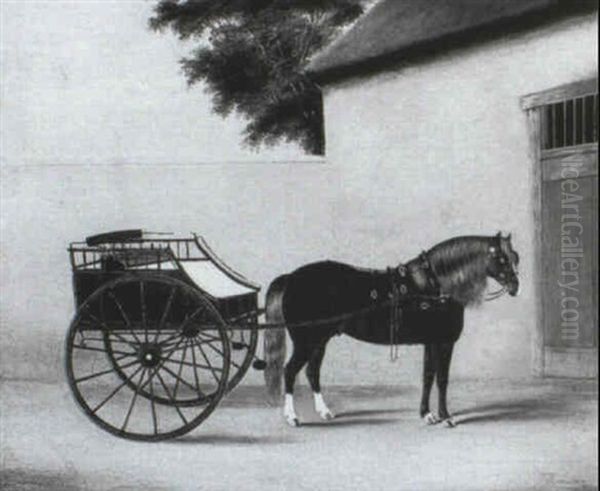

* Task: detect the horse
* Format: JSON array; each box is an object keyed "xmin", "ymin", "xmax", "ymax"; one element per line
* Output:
[{"xmin": 263, "ymin": 232, "xmax": 520, "ymax": 428}]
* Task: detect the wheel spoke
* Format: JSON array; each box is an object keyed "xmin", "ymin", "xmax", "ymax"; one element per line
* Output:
[
  {"xmin": 114, "ymin": 352, "xmax": 137, "ymax": 362},
  {"xmin": 83, "ymin": 311, "xmax": 137, "ymax": 349},
  {"xmin": 172, "ymin": 341, "xmax": 188, "ymax": 398},
  {"xmin": 157, "ymin": 331, "xmax": 183, "ymax": 347},
  {"xmin": 161, "ymin": 338, "xmax": 220, "ymax": 353},
  {"xmin": 162, "ymin": 357, "xmax": 224, "ymax": 371},
  {"xmin": 196, "ymin": 332, "xmax": 222, "ymax": 343},
  {"xmin": 110, "ymin": 332, "xmax": 139, "ymax": 348},
  {"xmin": 78, "ymin": 336, "xmax": 131, "ymax": 345},
  {"xmin": 161, "ymin": 340, "xmax": 187, "ymax": 359},
  {"xmin": 192, "ymin": 339, "xmax": 221, "ymax": 383},
  {"xmin": 189, "ymin": 340, "xmax": 202, "ymax": 393},
  {"xmin": 140, "ymin": 281, "xmax": 148, "ymax": 343},
  {"xmin": 160, "ymin": 364, "xmax": 203, "ymax": 395},
  {"xmin": 92, "ymin": 365, "xmax": 143, "ymax": 415},
  {"xmin": 107, "ymin": 290, "xmax": 142, "ymax": 345},
  {"xmin": 155, "ymin": 286, "xmax": 176, "ymax": 343},
  {"xmin": 75, "ymin": 359, "xmax": 139, "ymax": 384},
  {"xmin": 149, "ymin": 371, "xmax": 158, "ymax": 435},
  {"xmin": 72, "ymin": 344, "xmax": 132, "ymax": 357},
  {"xmin": 180, "ymin": 306, "xmax": 206, "ymax": 329},
  {"xmin": 203, "ymin": 340, "xmax": 235, "ymax": 366},
  {"xmin": 121, "ymin": 368, "xmax": 147, "ymax": 432},
  {"xmin": 155, "ymin": 369, "xmax": 188, "ymax": 425}
]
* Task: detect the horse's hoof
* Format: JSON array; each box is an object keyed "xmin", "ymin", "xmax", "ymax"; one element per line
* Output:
[
  {"xmin": 443, "ymin": 417, "xmax": 456, "ymax": 428},
  {"xmin": 319, "ymin": 410, "xmax": 335, "ymax": 421},
  {"xmin": 423, "ymin": 412, "xmax": 440, "ymax": 425},
  {"xmin": 285, "ymin": 417, "xmax": 300, "ymax": 427}
]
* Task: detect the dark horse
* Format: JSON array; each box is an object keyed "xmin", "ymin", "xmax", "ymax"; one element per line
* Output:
[{"xmin": 263, "ymin": 233, "xmax": 520, "ymax": 427}]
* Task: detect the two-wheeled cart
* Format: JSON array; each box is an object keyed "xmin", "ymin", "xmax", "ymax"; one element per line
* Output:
[{"xmin": 66, "ymin": 230, "xmax": 263, "ymax": 441}]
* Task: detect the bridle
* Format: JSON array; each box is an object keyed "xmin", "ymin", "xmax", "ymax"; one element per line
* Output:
[
  {"xmin": 484, "ymin": 286, "xmax": 507, "ymax": 301},
  {"xmin": 485, "ymin": 236, "xmax": 519, "ymax": 301},
  {"xmin": 407, "ymin": 237, "xmax": 519, "ymax": 303}
]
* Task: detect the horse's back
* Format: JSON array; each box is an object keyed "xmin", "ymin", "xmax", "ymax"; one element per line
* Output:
[{"xmin": 283, "ymin": 260, "xmax": 381, "ymax": 323}]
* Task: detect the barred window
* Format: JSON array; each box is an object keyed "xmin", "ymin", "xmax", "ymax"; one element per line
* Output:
[{"xmin": 541, "ymin": 93, "xmax": 598, "ymax": 150}]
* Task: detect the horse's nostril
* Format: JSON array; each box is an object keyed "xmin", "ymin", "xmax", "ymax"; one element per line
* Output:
[{"xmin": 510, "ymin": 282, "xmax": 520, "ymax": 296}]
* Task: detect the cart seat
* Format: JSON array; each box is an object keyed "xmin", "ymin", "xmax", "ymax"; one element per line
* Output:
[{"xmin": 180, "ymin": 261, "xmax": 256, "ymax": 298}]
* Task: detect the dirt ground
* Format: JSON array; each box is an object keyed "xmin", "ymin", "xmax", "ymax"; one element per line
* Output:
[{"xmin": 1, "ymin": 378, "xmax": 597, "ymax": 491}]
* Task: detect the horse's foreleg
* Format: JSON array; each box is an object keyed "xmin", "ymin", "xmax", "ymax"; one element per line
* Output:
[
  {"xmin": 306, "ymin": 343, "xmax": 335, "ymax": 421},
  {"xmin": 283, "ymin": 345, "xmax": 308, "ymax": 427},
  {"xmin": 436, "ymin": 342, "xmax": 456, "ymax": 427},
  {"xmin": 420, "ymin": 343, "xmax": 440, "ymax": 425}
]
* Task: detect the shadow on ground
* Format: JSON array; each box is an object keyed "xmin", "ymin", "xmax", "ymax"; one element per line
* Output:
[
  {"xmin": 1, "ymin": 469, "xmax": 82, "ymax": 491},
  {"xmin": 172, "ymin": 433, "xmax": 295, "ymax": 445},
  {"xmin": 454, "ymin": 395, "xmax": 586, "ymax": 425},
  {"xmin": 219, "ymin": 384, "xmax": 411, "ymax": 409}
]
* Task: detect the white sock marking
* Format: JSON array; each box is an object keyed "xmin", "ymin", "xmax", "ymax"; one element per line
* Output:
[
  {"xmin": 313, "ymin": 392, "xmax": 335, "ymax": 420},
  {"xmin": 284, "ymin": 394, "xmax": 299, "ymax": 426}
]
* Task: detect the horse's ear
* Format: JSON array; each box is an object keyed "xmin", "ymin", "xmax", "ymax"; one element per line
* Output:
[
  {"xmin": 496, "ymin": 231, "xmax": 502, "ymax": 238},
  {"xmin": 507, "ymin": 232, "xmax": 512, "ymax": 241}
]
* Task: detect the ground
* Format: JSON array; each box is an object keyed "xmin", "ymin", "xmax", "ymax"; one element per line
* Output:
[{"xmin": 1, "ymin": 378, "xmax": 597, "ymax": 491}]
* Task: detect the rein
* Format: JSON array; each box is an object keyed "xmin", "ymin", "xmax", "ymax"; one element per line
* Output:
[{"xmin": 484, "ymin": 286, "xmax": 507, "ymax": 301}]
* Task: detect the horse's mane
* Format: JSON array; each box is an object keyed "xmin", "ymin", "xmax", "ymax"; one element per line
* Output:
[{"xmin": 427, "ymin": 236, "xmax": 491, "ymax": 306}]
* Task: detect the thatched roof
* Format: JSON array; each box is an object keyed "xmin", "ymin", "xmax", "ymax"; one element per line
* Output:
[{"xmin": 307, "ymin": 0, "xmax": 597, "ymax": 83}]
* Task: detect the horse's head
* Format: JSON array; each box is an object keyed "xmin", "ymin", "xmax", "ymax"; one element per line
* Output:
[{"xmin": 487, "ymin": 232, "xmax": 520, "ymax": 296}]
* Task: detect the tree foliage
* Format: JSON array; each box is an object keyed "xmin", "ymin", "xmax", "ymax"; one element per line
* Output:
[{"xmin": 150, "ymin": 0, "xmax": 363, "ymax": 155}]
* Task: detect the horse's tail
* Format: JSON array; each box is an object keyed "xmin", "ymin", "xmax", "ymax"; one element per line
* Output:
[{"xmin": 263, "ymin": 274, "xmax": 288, "ymax": 406}]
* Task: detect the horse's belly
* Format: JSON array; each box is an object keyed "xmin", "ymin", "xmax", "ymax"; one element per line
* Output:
[{"xmin": 344, "ymin": 302, "xmax": 464, "ymax": 345}]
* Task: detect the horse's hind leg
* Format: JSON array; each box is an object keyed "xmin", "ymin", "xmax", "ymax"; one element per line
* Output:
[
  {"xmin": 436, "ymin": 342, "xmax": 456, "ymax": 427},
  {"xmin": 283, "ymin": 343, "xmax": 309, "ymax": 427},
  {"xmin": 306, "ymin": 342, "xmax": 335, "ymax": 421},
  {"xmin": 420, "ymin": 344, "xmax": 440, "ymax": 425}
]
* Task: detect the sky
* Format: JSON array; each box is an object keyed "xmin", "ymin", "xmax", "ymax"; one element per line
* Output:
[{"xmin": 1, "ymin": 0, "xmax": 312, "ymax": 165}]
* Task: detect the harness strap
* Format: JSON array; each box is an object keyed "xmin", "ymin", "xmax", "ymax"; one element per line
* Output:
[
  {"xmin": 419, "ymin": 251, "xmax": 441, "ymax": 293},
  {"xmin": 388, "ymin": 269, "xmax": 402, "ymax": 362}
]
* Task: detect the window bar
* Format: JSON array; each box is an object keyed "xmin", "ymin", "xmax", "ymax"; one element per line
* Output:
[
  {"xmin": 581, "ymin": 97, "xmax": 587, "ymax": 143},
  {"xmin": 185, "ymin": 241, "xmax": 190, "ymax": 259},
  {"xmin": 550, "ymin": 103, "xmax": 556, "ymax": 149},
  {"xmin": 573, "ymin": 99, "xmax": 577, "ymax": 145},
  {"xmin": 593, "ymin": 94, "xmax": 598, "ymax": 142},
  {"xmin": 563, "ymin": 100, "xmax": 567, "ymax": 148},
  {"xmin": 577, "ymin": 97, "xmax": 584, "ymax": 145},
  {"xmin": 574, "ymin": 98, "xmax": 580, "ymax": 145},
  {"xmin": 542, "ymin": 107, "xmax": 548, "ymax": 149}
]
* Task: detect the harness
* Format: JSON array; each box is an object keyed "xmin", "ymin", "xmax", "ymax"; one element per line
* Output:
[{"xmin": 386, "ymin": 253, "xmax": 445, "ymax": 361}]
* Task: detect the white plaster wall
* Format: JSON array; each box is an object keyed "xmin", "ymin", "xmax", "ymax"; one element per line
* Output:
[{"xmin": 321, "ymin": 13, "xmax": 598, "ymax": 382}]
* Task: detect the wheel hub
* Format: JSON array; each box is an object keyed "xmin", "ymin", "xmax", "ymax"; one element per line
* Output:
[
  {"xmin": 138, "ymin": 344, "xmax": 162, "ymax": 368},
  {"xmin": 181, "ymin": 323, "xmax": 200, "ymax": 338}
]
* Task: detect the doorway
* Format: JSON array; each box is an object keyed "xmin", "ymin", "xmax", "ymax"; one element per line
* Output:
[{"xmin": 523, "ymin": 80, "xmax": 598, "ymax": 377}]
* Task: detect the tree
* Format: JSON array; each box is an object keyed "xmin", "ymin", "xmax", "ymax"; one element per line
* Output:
[{"xmin": 149, "ymin": 0, "xmax": 364, "ymax": 155}]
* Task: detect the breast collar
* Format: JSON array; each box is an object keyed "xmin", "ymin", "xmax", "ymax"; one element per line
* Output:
[{"xmin": 391, "ymin": 251, "xmax": 441, "ymax": 297}]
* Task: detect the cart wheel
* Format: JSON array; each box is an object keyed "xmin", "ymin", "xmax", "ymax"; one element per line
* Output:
[
  {"xmin": 65, "ymin": 274, "xmax": 230, "ymax": 441},
  {"xmin": 225, "ymin": 314, "xmax": 259, "ymax": 393}
]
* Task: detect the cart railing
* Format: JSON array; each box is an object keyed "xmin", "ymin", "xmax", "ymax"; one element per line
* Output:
[{"xmin": 69, "ymin": 238, "xmax": 207, "ymax": 271}]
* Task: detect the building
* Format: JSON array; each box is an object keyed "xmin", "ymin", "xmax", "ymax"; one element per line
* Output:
[{"xmin": 308, "ymin": 0, "xmax": 598, "ymax": 377}]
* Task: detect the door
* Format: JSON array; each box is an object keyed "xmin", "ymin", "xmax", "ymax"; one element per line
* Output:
[
  {"xmin": 541, "ymin": 146, "xmax": 597, "ymax": 377},
  {"xmin": 525, "ymin": 83, "xmax": 598, "ymax": 377}
]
